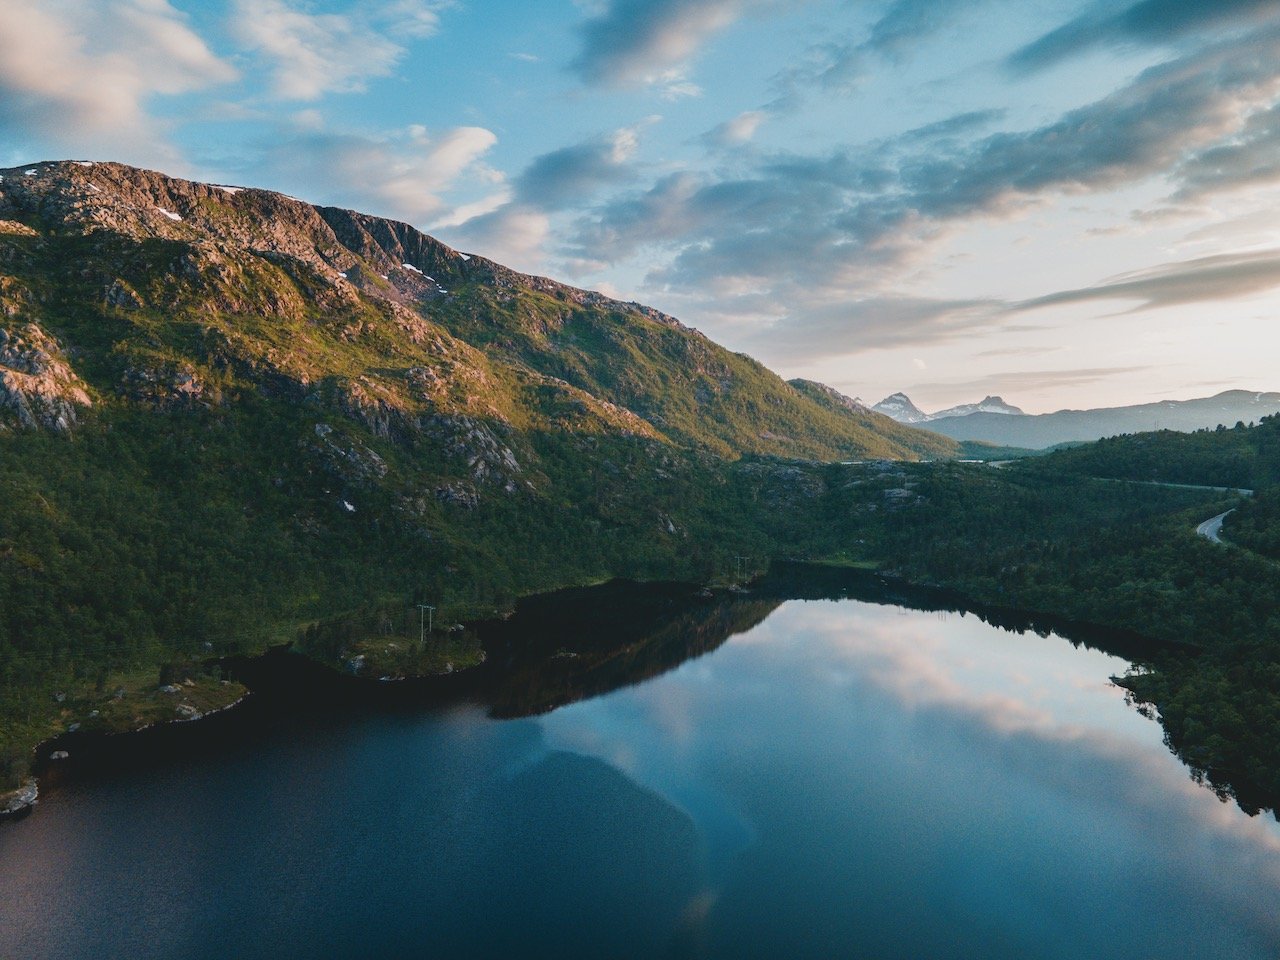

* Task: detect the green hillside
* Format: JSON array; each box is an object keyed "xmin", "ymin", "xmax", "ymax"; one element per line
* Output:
[
  {"xmin": 2, "ymin": 161, "xmax": 1278, "ymax": 817},
  {"xmin": 0, "ymin": 160, "xmax": 959, "ymax": 787}
]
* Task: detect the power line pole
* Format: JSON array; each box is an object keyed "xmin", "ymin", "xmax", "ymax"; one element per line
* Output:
[
  {"xmin": 417, "ymin": 604, "xmax": 435, "ymax": 644},
  {"xmin": 733, "ymin": 555, "xmax": 751, "ymax": 581}
]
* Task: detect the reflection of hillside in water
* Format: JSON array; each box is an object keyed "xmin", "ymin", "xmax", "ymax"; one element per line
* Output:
[
  {"xmin": 474, "ymin": 563, "xmax": 1162, "ymax": 722},
  {"xmin": 477, "ymin": 581, "xmax": 781, "ymax": 719}
]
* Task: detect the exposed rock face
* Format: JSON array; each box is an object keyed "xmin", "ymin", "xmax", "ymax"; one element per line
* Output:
[
  {"xmin": 427, "ymin": 415, "xmax": 523, "ymax": 491},
  {"xmin": 0, "ymin": 322, "xmax": 91, "ymax": 431},
  {"xmin": 0, "ymin": 159, "xmax": 959, "ymax": 462},
  {"xmin": 435, "ymin": 481, "xmax": 480, "ymax": 509},
  {"xmin": 0, "ymin": 778, "xmax": 38, "ymax": 817},
  {"xmin": 788, "ymin": 379, "xmax": 866, "ymax": 413},
  {"xmin": 0, "ymin": 220, "xmax": 37, "ymax": 238},
  {"xmin": 311, "ymin": 422, "xmax": 389, "ymax": 485},
  {"xmin": 736, "ymin": 460, "xmax": 827, "ymax": 507},
  {"xmin": 121, "ymin": 363, "xmax": 210, "ymax": 408}
]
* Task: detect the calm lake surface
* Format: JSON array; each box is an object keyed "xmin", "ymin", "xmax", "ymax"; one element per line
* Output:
[{"xmin": 3, "ymin": 576, "xmax": 1280, "ymax": 959}]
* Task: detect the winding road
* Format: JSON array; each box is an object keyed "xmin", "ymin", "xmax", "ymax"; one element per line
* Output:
[
  {"xmin": 980, "ymin": 461, "xmax": 1253, "ymax": 547},
  {"xmin": 1077, "ymin": 477, "xmax": 1252, "ymax": 545},
  {"xmin": 1196, "ymin": 510, "xmax": 1233, "ymax": 544}
]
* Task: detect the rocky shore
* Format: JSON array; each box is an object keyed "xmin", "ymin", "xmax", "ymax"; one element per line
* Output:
[{"xmin": 0, "ymin": 778, "xmax": 38, "ymax": 819}]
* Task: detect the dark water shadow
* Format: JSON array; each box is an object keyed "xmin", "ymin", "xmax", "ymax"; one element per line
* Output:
[{"xmin": 26, "ymin": 563, "xmax": 1223, "ymax": 810}]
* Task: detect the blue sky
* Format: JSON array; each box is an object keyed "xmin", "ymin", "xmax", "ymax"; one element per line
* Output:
[{"xmin": 3, "ymin": 0, "xmax": 1280, "ymax": 412}]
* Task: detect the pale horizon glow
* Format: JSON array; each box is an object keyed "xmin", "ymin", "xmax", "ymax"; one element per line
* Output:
[{"xmin": 3, "ymin": 0, "xmax": 1280, "ymax": 412}]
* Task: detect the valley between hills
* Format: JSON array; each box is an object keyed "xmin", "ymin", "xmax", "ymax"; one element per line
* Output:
[{"xmin": 2, "ymin": 160, "xmax": 1280, "ymax": 820}]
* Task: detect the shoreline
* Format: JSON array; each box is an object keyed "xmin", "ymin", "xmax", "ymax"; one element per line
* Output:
[
  {"xmin": 1, "ymin": 690, "xmax": 256, "ymax": 821},
  {"xmin": 0, "ymin": 778, "xmax": 38, "ymax": 820},
  {"xmin": 0, "ymin": 564, "xmax": 1183, "ymax": 826}
]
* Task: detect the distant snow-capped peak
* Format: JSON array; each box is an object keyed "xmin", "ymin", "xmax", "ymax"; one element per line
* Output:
[
  {"xmin": 929, "ymin": 396, "xmax": 1025, "ymax": 420},
  {"xmin": 872, "ymin": 393, "xmax": 1025, "ymax": 424},
  {"xmin": 871, "ymin": 392, "xmax": 930, "ymax": 423}
]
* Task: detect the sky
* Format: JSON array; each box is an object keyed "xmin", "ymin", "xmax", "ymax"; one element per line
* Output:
[{"xmin": 2, "ymin": 0, "xmax": 1280, "ymax": 413}]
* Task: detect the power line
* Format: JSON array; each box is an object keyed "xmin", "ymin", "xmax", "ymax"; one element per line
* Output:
[{"xmin": 417, "ymin": 604, "xmax": 435, "ymax": 643}]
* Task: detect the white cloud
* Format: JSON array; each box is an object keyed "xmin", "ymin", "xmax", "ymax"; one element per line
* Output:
[
  {"xmin": 654, "ymin": 71, "xmax": 703, "ymax": 100},
  {"xmin": 573, "ymin": 0, "xmax": 789, "ymax": 90},
  {"xmin": 440, "ymin": 120, "xmax": 659, "ymax": 270},
  {"xmin": 262, "ymin": 124, "xmax": 501, "ymax": 223},
  {"xmin": 444, "ymin": 205, "xmax": 552, "ymax": 273},
  {"xmin": 429, "ymin": 189, "xmax": 513, "ymax": 230},
  {"xmin": 231, "ymin": 0, "xmax": 448, "ymax": 101},
  {"xmin": 0, "ymin": 0, "xmax": 235, "ymax": 162},
  {"xmin": 705, "ymin": 109, "xmax": 766, "ymax": 146}
]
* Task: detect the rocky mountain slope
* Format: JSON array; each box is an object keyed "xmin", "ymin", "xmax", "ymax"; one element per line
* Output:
[
  {"xmin": 0, "ymin": 160, "xmax": 963, "ymax": 788},
  {"xmin": 0, "ymin": 160, "xmax": 954, "ymax": 461}
]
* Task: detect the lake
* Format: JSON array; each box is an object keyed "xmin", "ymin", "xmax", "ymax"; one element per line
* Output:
[{"xmin": 2, "ymin": 573, "xmax": 1279, "ymax": 959}]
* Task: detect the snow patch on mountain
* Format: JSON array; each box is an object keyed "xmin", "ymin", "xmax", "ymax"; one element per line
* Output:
[
  {"xmin": 930, "ymin": 396, "xmax": 1025, "ymax": 420},
  {"xmin": 872, "ymin": 393, "xmax": 1024, "ymax": 423},
  {"xmin": 871, "ymin": 392, "xmax": 929, "ymax": 424}
]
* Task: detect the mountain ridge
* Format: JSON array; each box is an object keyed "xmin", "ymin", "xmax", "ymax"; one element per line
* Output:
[
  {"xmin": 0, "ymin": 159, "xmax": 956, "ymax": 462},
  {"xmin": 923, "ymin": 389, "xmax": 1280, "ymax": 448},
  {"xmin": 872, "ymin": 386, "xmax": 1280, "ymax": 448},
  {"xmin": 929, "ymin": 395, "xmax": 1024, "ymax": 419}
]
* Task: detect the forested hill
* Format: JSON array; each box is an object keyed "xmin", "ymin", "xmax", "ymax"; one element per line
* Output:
[
  {"xmin": 1032, "ymin": 416, "xmax": 1280, "ymax": 491},
  {"xmin": 1031, "ymin": 415, "xmax": 1280, "ymax": 562},
  {"xmin": 0, "ymin": 160, "xmax": 954, "ymax": 462},
  {"xmin": 0, "ymin": 159, "xmax": 955, "ymax": 790}
]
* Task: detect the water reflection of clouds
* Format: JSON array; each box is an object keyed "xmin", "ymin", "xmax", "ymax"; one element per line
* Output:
[
  {"xmin": 777, "ymin": 600, "xmax": 1280, "ymax": 835},
  {"xmin": 542, "ymin": 596, "xmax": 1280, "ymax": 948},
  {"xmin": 766, "ymin": 603, "xmax": 1148, "ymax": 742},
  {"xmin": 774, "ymin": 600, "xmax": 1280, "ymax": 927}
]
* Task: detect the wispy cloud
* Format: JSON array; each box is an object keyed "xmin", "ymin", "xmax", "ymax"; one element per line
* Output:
[
  {"xmin": 0, "ymin": 0, "xmax": 235, "ymax": 163},
  {"xmin": 738, "ymin": 297, "xmax": 1004, "ymax": 359},
  {"xmin": 231, "ymin": 0, "xmax": 449, "ymax": 100},
  {"xmin": 448, "ymin": 120, "xmax": 655, "ymax": 270},
  {"xmin": 556, "ymin": 23, "xmax": 1280, "ymax": 362},
  {"xmin": 771, "ymin": 0, "xmax": 989, "ymax": 106},
  {"xmin": 912, "ymin": 367, "xmax": 1152, "ymax": 400},
  {"xmin": 572, "ymin": 0, "xmax": 785, "ymax": 89},
  {"xmin": 1172, "ymin": 101, "xmax": 1280, "ymax": 203},
  {"xmin": 515, "ymin": 123, "xmax": 649, "ymax": 210},
  {"xmin": 1015, "ymin": 249, "xmax": 1280, "ymax": 314},
  {"xmin": 259, "ymin": 123, "xmax": 500, "ymax": 222},
  {"xmin": 973, "ymin": 345, "xmax": 1061, "ymax": 359},
  {"xmin": 702, "ymin": 110, "xmax": 767, "ymax": 147},
  {"xmin": 1007, "ymin": 0, "xmax": 1279, "ymax": 75}
]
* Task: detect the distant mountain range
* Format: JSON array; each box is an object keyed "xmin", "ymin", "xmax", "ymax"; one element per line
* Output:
[
  {"xmin": 872, "ymin": 393, "xmax": 1023, "ymax": 423},
  {"xmin": 872, "ymin": 390, "xmax": 1280, "ymax": 449}
]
